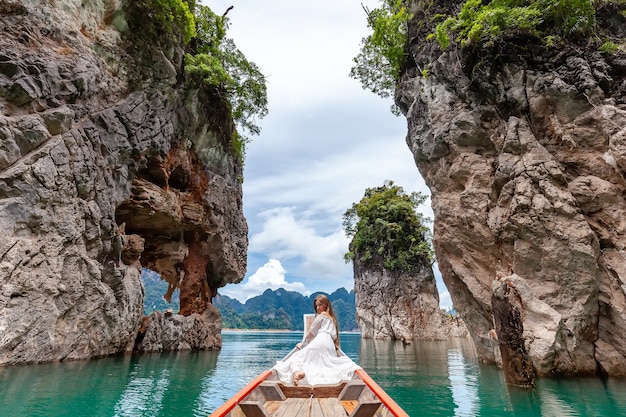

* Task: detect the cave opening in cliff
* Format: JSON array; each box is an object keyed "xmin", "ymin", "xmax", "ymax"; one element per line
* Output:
[
  {"xmin": 114, "ymin": 177, "xmax": 189, "ymax": 317},
  {"xmin": 141, "ymin": 268, "xmax": 180, "ymax": 316},
  {"xmin": 114, "ymin": 144, "xmax": 214, "ymax": 318}
]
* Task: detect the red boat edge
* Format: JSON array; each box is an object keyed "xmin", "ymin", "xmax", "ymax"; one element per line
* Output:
[
  {"xmin": 208, "ymin": 367, "xmax": 409, "ymax": 417},
  {"xmin": 209, "ymin": 369, "xmax": 273, "ymax": 417},
  {"xmin": 354, "ymin": 368, "xmax": 409, "ymax": 417}
]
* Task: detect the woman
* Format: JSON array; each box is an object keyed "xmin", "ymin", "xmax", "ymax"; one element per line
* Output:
[{"xmin": 273, "ymin": 294, "xmax": 361, "ymax": 386}]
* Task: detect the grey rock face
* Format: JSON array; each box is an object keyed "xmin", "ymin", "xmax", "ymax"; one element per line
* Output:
[
  {"xmin": 354, "ymin": 260, "xmax": 453, "ymax": 340},
  {"xmin": 0, "ymin": 1, "xmax": 246, "ymax": 364},
  {"xmin": 399, "ymin": 1, "xmax": 626, "ymax": 376},
  {"xmin": 135, "ymin": 307, "xmax": 222, "ymax": 352},
  {"xmin": 492, "ymin": 275, "xmax": 537, "ymax": 387}
]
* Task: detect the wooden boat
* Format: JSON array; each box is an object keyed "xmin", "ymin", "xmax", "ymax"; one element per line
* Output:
[{"xmin": 209, "ymin": 352, "xmax": 409, "ymax": 417}]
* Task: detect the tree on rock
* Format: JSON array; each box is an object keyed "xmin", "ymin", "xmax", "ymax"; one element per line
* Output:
[
  {"xmin": 343, "ymin": 180, "xmax": 433, "ymax": 272},
  {"xmin": 343, "ymin": 181, "xmax": 447, "ymax": 341}
]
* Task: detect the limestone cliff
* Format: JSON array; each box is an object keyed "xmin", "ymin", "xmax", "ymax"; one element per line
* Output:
[
  {"xmin": 354, "ymin": 259, "xmax": 454, "ymax": 340},
  {"xmin": 398, "ymin": 1, "xmax": 626, "ymax": 376},
  {"xmin": 0, "ymin": 0, "xmax": 247, "ymax": 365}
]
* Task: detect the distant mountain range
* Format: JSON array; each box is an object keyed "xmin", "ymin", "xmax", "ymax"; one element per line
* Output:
[
  {"xmin": 141, "ymin": 270, "xmax": 358, "ymax": 331},
  {"xmin": 142, "ymin": 269, "xmax": 180, "ymax": 314},
  {"xmin": 215, "ymin": 288, "xmax": 358, "ymax": 331}
]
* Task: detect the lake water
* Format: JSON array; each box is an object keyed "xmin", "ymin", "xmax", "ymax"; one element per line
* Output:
[{"xmin": 1, "ymin": 331, "xmax": 625, "ymax": 416}]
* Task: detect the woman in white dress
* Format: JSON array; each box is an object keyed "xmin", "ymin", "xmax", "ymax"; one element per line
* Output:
[{"xmin": 273, "ymin": 294, "xmax": 361, "ymax": 386}]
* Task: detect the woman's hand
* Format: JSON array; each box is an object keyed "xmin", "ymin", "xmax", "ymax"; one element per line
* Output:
[{"xmin": 296, "ymin": 342, "xmax": 302, "ymax": 349}]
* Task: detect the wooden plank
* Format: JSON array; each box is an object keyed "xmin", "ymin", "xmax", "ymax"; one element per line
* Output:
[
  {"xmin": 259, "ymin": 382, "xmax": 286, "ymax": 401},
  {"xmin": 341, "ymin": 400, "xmax": 359, "ymax": 415},
  {"xmin": 358, "ymin": 386, "xmax": 377, "ymax": 402},
  {"xmin": 319, "ymin": 398, "xmax": 348, "ymax": 416},
  {"xmin": 378, "ymin": 407, "xmax": 395, "ymax": 417},
  {"xmin": 278, "ymin": 385, "xmax": 314, "ymax": 398},
  {"xmin": 239, "ymin": 400, "xmax": 270, "ymax": 417},
  {"xmin": 339, "ymin": 382, "xmax": 366, "ymax": 401},
  {"xmin": 247, "ymin": 387, "xmax": 268, "ymax": 403},
  {"xmin": 349, "ymin": 401, "xmax": 381, "ymax": 417},
  {"xmin": 273, "ymin": 398, "xmax": 307, "ymax": 417},
  {"xmin": 226, "ymin": 405, "xmax": 246, "ymax": 417},
  {"xmin": 264, "ymin": 401, "xmax": 283, "ymax": 415},
  {"xmin": 310, "ymin": 398, "xmax": 324, "ymax": 417},
  {"xmin": 278, "ymin": 383, "xmax": 346, "ymax": 399},
  {"xmin": 313, "ymin": 383, "xmax": 346, "ymax": 398}
]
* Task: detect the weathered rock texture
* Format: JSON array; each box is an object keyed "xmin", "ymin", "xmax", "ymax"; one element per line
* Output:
[
  {"xmin": 492, "ymin": 275, "xmax": 537, "ymax": 387},
  {"xmin": 399, "ymin": 0, "xmax": 626, "ymax": 376},
  {"xmin": 354, "ymin": 259, "xmax": 451, "ymax": 340},
  {"xmin": 0, "ymin": 0, "xmax": 246, "ymax": 365},
  {"xmin": 134, "ymin": 306, "xmax": 222, "ymax": 352}
]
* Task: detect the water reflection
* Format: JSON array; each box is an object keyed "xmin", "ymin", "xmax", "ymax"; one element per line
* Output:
[
  {"xmin": 448, "ymin": 347, "xmax": 478, "ymax": 416},
  {"xmin": 110, "ymin": 351, "xmax": 220, "ymax": 417},
  {"xmin": 0, "ymin": 354, "xmax": 137, "ymax": 417},
  {"xmin": 0, "ymin": 350, "xmax": 221, "ymax": 417},
  {"xmin": 3, "ymin": 332, "xmax": 626, "ymax": 416},
  {"xmin": 356, "ymin": 336, "xmax": 626, "ymax": 417},
  {"xmin": 114, "ymin": 368, "xmax": 170, "ymax": 416},
  {"xmin": 359, "ymin": 337, "xmax": 479, "ymax": 416},
  {"xmin": 532, "ymin": 376, "xmax": 626, "ymax": 417}
]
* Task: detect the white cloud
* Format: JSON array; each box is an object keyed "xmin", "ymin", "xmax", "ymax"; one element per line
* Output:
[
  {"xmin": 219, "ymin": 259, "xmax": 311, "ymax": 302},
  {"xmin": 207, "ymin": 0, "xmax": 379, "ymax": 105},
  {"xmin": 201, "ymin": 0, "xmax": 451, "ymax": 308},
  {"xmin": 243, "ymin": 119, "xmax": 432, "ymax": 219},
  {"xmin": 249, "ymin": 207, "xmax": 351, "ymax": 280}
]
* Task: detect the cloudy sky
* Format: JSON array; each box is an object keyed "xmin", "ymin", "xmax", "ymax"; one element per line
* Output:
[{"xmin": 204, "ymin": 0, "xmax": 452, "ymax": 309}]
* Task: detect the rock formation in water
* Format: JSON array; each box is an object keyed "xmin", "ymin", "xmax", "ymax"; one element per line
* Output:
[
  {"xmin": 347, "ymin": 182, "xmax": 467, "ymax": 341},
  {"xmin": 398, "ymin": 1, "xmax": 626, "ymax": 376},
  {"xmin": 354, "ymin": 257, "xmax": 465, "ymax": 340},
  {"xmin": 492, "ymin": 274, "xmax": 537, "ymax": 387},
  {"xmin": 0, "ymin": 0, "xmax": 247, "ymax": 365}
]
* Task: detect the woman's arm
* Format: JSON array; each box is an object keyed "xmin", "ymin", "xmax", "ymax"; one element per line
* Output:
[{"xmin": 298, "ymin": 314, "xmax": 325, "ymax": 348}]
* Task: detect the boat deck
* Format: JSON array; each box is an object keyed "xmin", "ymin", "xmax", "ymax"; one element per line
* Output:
[
  {"xmin": 230, "ymin": 397, "xmax": 384, "ymax": 417},
  {"xmin": 225, "ymin": 376, "xmax": 395, "ymax": 417}
]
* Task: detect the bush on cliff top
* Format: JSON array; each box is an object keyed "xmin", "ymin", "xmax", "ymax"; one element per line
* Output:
[
  {"xmin": 343, "ymin": 180, "xmax": 433, "ymax": 273},
  {"xmin": 433, "ymin": 0, "xmax": 596, "ymax": 49},
  {"xmin": 130, "ymin": 1, "xmax": 267, "ymax": 165},
  {"xmin": 134, "ymin": 0, "xmax": 196, "ymax": 44},
  {"xmin": 351, "ymin": 0, "xmax": 623, "ymax": 107},
  {"xmin": 350, "ymin": 0, "xmax": 412, "ymax": 116},
  {"xmin": 186, "ymin": 5, "xmax": 267, "ymax": 163}
]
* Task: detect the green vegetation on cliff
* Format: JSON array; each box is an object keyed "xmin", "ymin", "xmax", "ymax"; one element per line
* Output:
[
  {"xmin": 186, "ymin": 5, "xmax": 268, "ymax": 142},
  {"xmin": 351, "ymin": 0, "xmax": 625, "ymax": 104},
  {"xmin": 133, "ymin": 0, "xmax": 196, "ymax": 44},
  {"xmin": 350, "ymin": 0, "xmax": 413, "ymax": 115},
  {"xmin": 433, "ymin": 0, "xmax": 599, "ymax": 50},
  {"xmin": 128, "ymin": 1, "xmax": 268, "ymax": 163},
  {"xmin": 343, "ymin": 180, "xmax": 432, "ymax": 272}
]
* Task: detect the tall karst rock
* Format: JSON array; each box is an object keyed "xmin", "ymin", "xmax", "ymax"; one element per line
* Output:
[
  {"xmin": 398, "ymin": 0, "xmax": 626, "ymax": 377},
  {"xmin": 0, "ymin": 0, "xmax": 247, "ymax": 365},
  {"xmin": 346, "ymin": 183, "xmax": 464, "ymax": 341},
  {"xmin": 354, "ymin": 260, "xmax": 449, "ymax": 340}
]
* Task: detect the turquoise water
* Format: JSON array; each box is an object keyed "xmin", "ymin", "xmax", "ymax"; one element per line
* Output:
[{"xmin": 1, "ymin": 331, "xmax": 625, "ymax": 416}]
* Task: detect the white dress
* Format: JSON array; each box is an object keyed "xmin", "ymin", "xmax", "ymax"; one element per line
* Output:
[{"xmin": 273, "ymin": 314, "xmax": 361, "ymax": 386}]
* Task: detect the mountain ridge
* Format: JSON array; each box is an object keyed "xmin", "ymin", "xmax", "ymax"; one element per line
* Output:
[
  {"xmin": 215, "ymin": 287, "xmax": 358, "ymax": 332},
  {"xmin": 142, "ymin": 272, "xmax": 358, "ymax": 331}
]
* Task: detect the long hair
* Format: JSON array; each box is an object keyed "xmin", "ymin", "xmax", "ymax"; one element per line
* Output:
[{"xmin": 314, "ymin": 294, "xmax": 340, "ymax": 351}]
